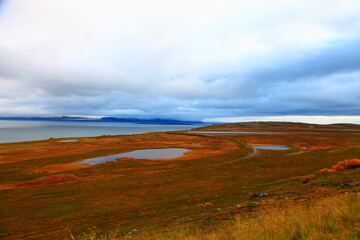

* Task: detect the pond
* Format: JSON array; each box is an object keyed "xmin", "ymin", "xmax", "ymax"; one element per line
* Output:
[
  {"xmin": 75, "ymin": 148, "xmax": 190, "ymax": 165},
  {"xmin": 57, "ymin": 140, "xmax": 79, "ymax": 143},
  {"xmin": 188, "ymin": 131, "xmax": 285, "ymax": 134},
  {"xmin": 251, "ymin": 145, "xmax": 290, "ymax": 150}
]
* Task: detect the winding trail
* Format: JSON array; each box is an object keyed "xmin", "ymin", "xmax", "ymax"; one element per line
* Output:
[{"xmin": 218, "ymin": 140, "xmax": 260, "ymax": 165}]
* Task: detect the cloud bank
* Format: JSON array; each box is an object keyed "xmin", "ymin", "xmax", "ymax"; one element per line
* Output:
[{"xmin": 0, "ymin": 0, "xmax": 359, "ymax": 122}]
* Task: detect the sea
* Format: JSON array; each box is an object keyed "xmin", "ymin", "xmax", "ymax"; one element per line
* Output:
[{"xmin": 0, "ymin": 120, "xmax": 204, "ymax": 143}]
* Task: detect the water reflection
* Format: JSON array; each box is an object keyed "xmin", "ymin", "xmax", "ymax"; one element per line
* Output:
[
  {"xmin": 57, "ymin": 140, "xmax": 79, "ymax": 143},
  {"xmin": 251, "ymin": 145, "xmax": 290, "ymax": 150}
]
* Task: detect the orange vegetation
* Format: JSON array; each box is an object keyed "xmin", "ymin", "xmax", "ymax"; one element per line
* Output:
[
  {"xmin": 332, "ymin": 159, "xmax": 360, "ymax": 171},
  {"xmin": 310, "ymin": 146, "xmax": 334, "ymax": 151},
  {"xmin": 198, "ymin": 202, "xmax": 214, "ymax": 212},
  {"xmin": 317, "ymin": 159, "xmax": 360, "ymax": 174},
  {"xmin": 35, "ymin": 163, "xmax": 89, "ymax": 173},
  {"xmin": 16, "ymin": 174, "xmax": 80, "ymax": 187},
  {"xmin": 0, "ymin": 175, "xmax": 80, "ymax": 190},
  {"xmin": 301, "ymin": 174, "xmax": 316, "ymax": 183}
]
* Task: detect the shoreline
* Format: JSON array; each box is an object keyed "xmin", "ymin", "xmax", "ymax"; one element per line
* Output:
[{"xmin": 0, "ymin": 131, "xmax": 169, "ymax": 145}]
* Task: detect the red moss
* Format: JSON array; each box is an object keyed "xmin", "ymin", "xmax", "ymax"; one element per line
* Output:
[
  {"xmin": 215, "ymin": 214, "xmax": 231, "ymax": 221},
  {"xmin": 35, "ymin": 163, "xmax": 89, "ymax": 173},
  {"xmin": 16, "ymin": 175, "xmax": 79, "ymax": 187},
  {"xmin": 198, "ymin": 202, "xmax": 214, "ymax": 211},
  {"xmin": 316, "ymin": 168, "xmax": 334, "ymax": 175},
  {"xmin": 302, "ymin": 174, "xmax": 316, "ymax": 182},
  {"xmin": 310, "ymin": 146, "xmax": 333, "ymax": 151}
]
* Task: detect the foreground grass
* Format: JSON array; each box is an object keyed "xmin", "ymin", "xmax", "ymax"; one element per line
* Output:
[{"xmin": 77, "ymin": 193, "xmax": 360, "ymax": 240}]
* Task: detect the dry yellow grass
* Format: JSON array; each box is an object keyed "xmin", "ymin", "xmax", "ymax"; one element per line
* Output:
[{"xmin": 76, "ymin": 193, "xmax": 360, "ymax": 240}]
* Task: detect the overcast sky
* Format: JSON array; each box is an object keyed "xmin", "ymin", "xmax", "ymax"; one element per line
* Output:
[{"xmin": 0, "ymin": 0, "xmax": 359, "ymax": 123}]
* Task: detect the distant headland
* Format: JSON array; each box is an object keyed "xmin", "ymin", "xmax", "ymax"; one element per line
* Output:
[{"xmin": 0, "ymin": 116, "xmax": 204, "ymax": 125}]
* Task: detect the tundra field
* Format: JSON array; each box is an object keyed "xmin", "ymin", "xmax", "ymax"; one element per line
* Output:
[{"xmin": 0, "ymin": 122, "xmax": 359, "ymax": 239}]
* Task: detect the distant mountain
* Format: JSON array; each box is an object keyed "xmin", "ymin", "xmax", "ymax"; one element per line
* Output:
[
  {"xmin": 0, "ymin": 116, "xmax": 89, "ymax": 121},
  {"xmin": 0, "ymin": 116, "xmax": 203, "ymax": 125},
  {"xmin": 99, "ymin": 117, "xmax": 202, "ymax": 124}
]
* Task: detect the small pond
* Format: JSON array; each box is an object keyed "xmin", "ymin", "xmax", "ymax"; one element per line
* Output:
[
  {"xmin": 57, "ymin": 140, "xmax": 79, "ymax": 143},
  {"xmin": 189, "ymin": 131, "xmax": 285, "ymax": 134},
  {"xmin": 251, "ymin": 145, "xmax": 290, "ymax": 150},
  {"xmin": 75, "ymin": 148, "xmax": 190, "ymax": 165}
]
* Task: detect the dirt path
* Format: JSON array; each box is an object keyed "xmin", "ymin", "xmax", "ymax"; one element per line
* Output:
[{"xmin": 218, "ymin": 140, "xmax": 259, "ymax": 165}]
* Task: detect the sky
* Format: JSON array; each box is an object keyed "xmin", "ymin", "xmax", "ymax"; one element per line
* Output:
[{"xmin": 0, "ymin": 0, "xmax": 360, "ymax": 123}]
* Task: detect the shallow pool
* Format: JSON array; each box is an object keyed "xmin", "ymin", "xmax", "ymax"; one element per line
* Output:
[
  {"xmin": 188, "ymin": 131, "xmax": 285, "ymax": 134},
  {"xmin": 57, "ymin": 140, "xmax": 79, "ymax": 143},
  {"xmin": 251, "ymin": 145, "xmax": 290, "ymax": 150},
  {"xmin": 75, "ymin": 148, "xmax": 190, "ymax": 165}
]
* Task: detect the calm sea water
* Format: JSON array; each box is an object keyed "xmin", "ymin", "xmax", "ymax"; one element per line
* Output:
[{"xmin": 0, "ymin": 120, "xmax": 203, "ymax": 143}]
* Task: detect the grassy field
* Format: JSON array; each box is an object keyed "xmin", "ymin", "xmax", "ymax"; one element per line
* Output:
[
  {"xmin": 78, "ymin": 193, "xmax": 360, "ymax": 240},
  {"xmin": 0, "ymin": 122, "xmax": 359, "ymax": 239}
]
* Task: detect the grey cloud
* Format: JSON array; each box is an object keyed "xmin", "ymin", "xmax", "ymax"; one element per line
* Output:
[
  {"xmin": 251, "ymin": 40, "xmax": 360, "ymax": 82},
  {"xmin": 0, "ymin": 0, "xmax": 359, "ymax": 120}
]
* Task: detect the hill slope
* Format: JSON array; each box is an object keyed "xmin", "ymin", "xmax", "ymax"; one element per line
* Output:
[{"xmin": 197, "ymin": 121, "xmax": 360, "ymax": 131}]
